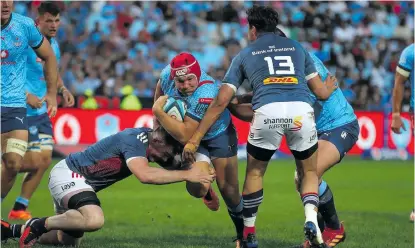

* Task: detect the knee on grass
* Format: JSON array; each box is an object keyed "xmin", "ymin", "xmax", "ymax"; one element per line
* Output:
[{"xmin": 83, "ymin": 214, "xmax": 104, "ymax": 232}]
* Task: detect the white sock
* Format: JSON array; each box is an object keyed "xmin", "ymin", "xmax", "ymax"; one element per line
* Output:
[
  {"xmin": 244, "ymin": 216, "xmax": 256, "ymax": 227},
  {"xmin": 304, "ymin": 203, "xmax": 323, "ymax": 243}
]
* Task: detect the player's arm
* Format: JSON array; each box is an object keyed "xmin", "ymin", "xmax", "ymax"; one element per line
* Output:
[
  {"xmin": 391, "ymin": 47, "xmax": 412, "ymax": 134},
  {"xmin": 33, "ymin": 40, "xmax": 58, "ymax": 98},
  {"xmin": 234, "ymin": 92, "xmax": 254, "ymax": 104},
  {"xmin": 33, "ymin": 40, "xmax": 59, "ymax": 116},
  {"xmin": 303, "ymin": 48, "xmax": 337, "ymax": 100},
  {"xmin": 307, "ymin": 74, "xmax": 337, "ymax": 100},
  {"xmin": 227, "ymin": 102, "xmax": 253, "ymax": 122},
  {"xmin": 391, "ymin": 71, "xmax": 408, "ymax": 115},
  {"xmin": 57, "ymin": 76, "xmax": 75, "ymax": 107},
  {"xmin": 227, "ymin": 91, "xmax": 254, "ymax": 122},
  {"xmin": 189, "ymin": 85, "xmax": 235, "ymax": 143},
  {"xmin": 153, "ymin": 80, "xmax": 164, "ymax": 129},
  {"xmin": 127, "ymin": 157, "xmax": 214, "ymax": 184},
  {"xmin": 152, "ymin": 95, "xmax": 199, "ymax": 144}
]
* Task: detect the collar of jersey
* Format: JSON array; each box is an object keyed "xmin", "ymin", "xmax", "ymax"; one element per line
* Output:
[
  {"xmin": 257, "ymin": 32, "xmax": 276, "ymax": 39},
  {"xmin": 1, "ymin": 13, "xmax": 12, "ymax": 31}
]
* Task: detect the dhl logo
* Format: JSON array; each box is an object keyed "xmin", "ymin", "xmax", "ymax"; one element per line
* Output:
[{"xmin": 263, "ymin": 77, "xmax": 298, "ymax": 85}]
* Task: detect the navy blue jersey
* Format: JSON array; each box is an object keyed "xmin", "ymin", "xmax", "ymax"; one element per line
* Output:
[
  {"xmin": 66, "ymin": 128, "xmax": 150, "ymax": 191},
  {"xmin": 223, "ymin": 33, "xmax": 317, "ymax": 110}
]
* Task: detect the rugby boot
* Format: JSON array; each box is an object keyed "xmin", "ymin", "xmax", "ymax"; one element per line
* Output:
[
  {"xmin": 202, "ymin": 186, "xmax": 220, "ymax": 211},
  {"xmin": 1, "ymin": 219, "xmax": 13, "ymax": 241},
  {"xmin": 322, "ymin": 223, "xmax": 346, "ymax": 247},
  {"xmin": 303, "ymin": 224, "xmax": 346, "ymax": 248},
  {"xmin": 8, "ymin": 209, "xmax": 32, "ymax": 221},
  {"xmin": 242, "ymin": 233, "xmax": 258, "ymax": 248},
  {"xmin": 20, "ymin": 218, "xmax": 46, "ymax": 248},
  {"xmin": 304, "ymin": 221, "xmax": 329, "ymax": 248}
]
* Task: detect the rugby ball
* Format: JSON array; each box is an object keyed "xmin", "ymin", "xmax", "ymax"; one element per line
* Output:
[{"xmin": 163, "ymin": 97, "xmax": 187, "ymax": 122}]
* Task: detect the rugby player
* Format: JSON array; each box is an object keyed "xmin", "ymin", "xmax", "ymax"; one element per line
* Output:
[
  {"xmin": 9, "ymin": 2, "xmax": 75, "ymax": 221},
  {"xmin": 298, "ymin": 53, "xmax": 359, "ymax": 248},
  {"xmin": 1, "ymin": 0, "xmax": 58, "ymax": 203},
  {"xmin": 229, "ymin": 39, "xmax": 359, "ymax": 248},
  {"xmin": 2, "ymin": 127, "xmax": 214, "ymax": 247},
  {"xmin": 390, "ymin": 43, "xmax": 414, "ymax": 221},
  {"xmin": 182, "ymin": 6, "xmax": 337, "ymax": 248},
  {"xmin": 153, "ymin": 52, "xmax": 244, "ymax": 247}
]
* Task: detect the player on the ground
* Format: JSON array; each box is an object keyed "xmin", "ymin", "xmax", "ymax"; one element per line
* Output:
[
  {"xmin": 152, "ymin": 52, "xmax": 244, "ymax": 247},
  {"xmin": 182, "ymin": 6, "xmax": 337, "ymax": 248},
  {"xmin": 1, "ymin": 127, "xmax": 214, "ymax": 247},
  {"xmin": 390, "ymin": 43, "xmax": 414, "ymax": 221},
  {"xmin": 8, "ymin": 2, "xmax": 75, "ymax": 221},
  {"xmin": 1, "ymin": 0, "xmax": 58, "ymax": 203}
]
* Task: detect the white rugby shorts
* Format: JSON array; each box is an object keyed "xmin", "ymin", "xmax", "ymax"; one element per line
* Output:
[
  {"xmin": 248, "ymin": 101, "xmax": 317, "ymax": 152},
  {"xmin": 48, "ymin": 159, "xmax": 94, "ymax": 213}
]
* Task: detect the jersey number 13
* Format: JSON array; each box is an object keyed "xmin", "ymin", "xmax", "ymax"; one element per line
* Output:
[{"xmin": 264, "ymin": 56, "xmax": 295, "ymax": 75}]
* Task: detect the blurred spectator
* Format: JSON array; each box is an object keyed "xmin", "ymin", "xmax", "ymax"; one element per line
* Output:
[
  {"xmin": 120, "ymin": 85, "xmax": 143, "ymax": 110},
  {"xmin": 81, "ymin": 89, "xmax": 99, "ymax": 110},
  {"xmin": 15, "ymin": 0, "xmax": 412, "ymax": 111}
]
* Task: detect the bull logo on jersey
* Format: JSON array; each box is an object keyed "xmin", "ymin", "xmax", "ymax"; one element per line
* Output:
[
  {"xmin": 1, "ymin": 50, "xmax": 9, "ymax": 59},
  {"xmin": 263, "ymin": 77, "xmax": 298, "ymax": 85},
  {"xmin": 29, "ymin": 126, "xmax": 38, "ymax": 135},
  {"xmin": 95, "ymin": 114, "xmax": 120, "ymax": 141}
]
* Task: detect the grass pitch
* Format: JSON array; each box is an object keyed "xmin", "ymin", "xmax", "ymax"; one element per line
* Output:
[{"xmin": 1, "ymin": 159, "xmax": 414, "ymax": 248}]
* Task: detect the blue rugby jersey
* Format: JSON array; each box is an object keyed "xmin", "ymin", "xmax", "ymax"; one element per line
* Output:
[{"xmin": 1, "ymin": 13, "xmax": 44, "ymax": 108}]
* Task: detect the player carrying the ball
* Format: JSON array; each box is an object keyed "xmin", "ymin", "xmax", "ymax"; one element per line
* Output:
[
  {"xmin": 152, "ymin": 52, "xmax": 245, "ymax": 247},
  {"xmin": 2, "ymin": 127, "xmax": 214, "ymax": 247},
  {"xmin": 182, "ymin": 6, "xmax": 337, "ymax": 248}
]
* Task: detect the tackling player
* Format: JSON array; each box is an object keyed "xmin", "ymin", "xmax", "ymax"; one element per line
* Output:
[
  {"xmin": 390, "ymin": 43, "xmax": 414, "ymax": 221},
  {"xmin": 229, "ymin": 50, "xmax": 359, "ymax": 248},
  {"xmin": 1, "ymin": 0, "xmax": 58, "ymax": 203},
  {"xmin": 152, "ymin": 53, "xmax": 244, "ymax": 247},
  {"xmin": 8, "ymin": 2, "xmax": 75, "ymax": 221},
  {"xmin": 1, "ymin": 127, "xmax": 214, "ymax": 247},
  {"xmin": 182, "ymin": 6, "xmax": 337, "ymax": 248}
]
